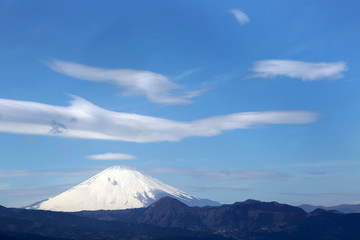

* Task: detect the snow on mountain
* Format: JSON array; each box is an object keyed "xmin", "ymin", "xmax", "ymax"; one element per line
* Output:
[{"xmin": 27, "ymin": 166, "xmax": 219, "ymax": 212}]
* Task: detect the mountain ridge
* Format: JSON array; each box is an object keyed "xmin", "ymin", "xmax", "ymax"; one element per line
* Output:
[
  {"xmin": 299, "ymin": 203, "xmax": 360, "ymax": 213},
  {"xmin": 27, "ymin": 166, "xmax": 219, "ymax": 211},
  {"xmin": 0, "ymin": 203, "xmax": 227, "ymax": 240},
  {"xmin": 74, "ymin": 196, "xmax": 360, "ymax": 240}
]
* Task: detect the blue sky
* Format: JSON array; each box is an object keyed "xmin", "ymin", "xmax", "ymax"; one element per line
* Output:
[{"xmin": 1, "ymin": 0, "xmax": 360, "ymax": 207}]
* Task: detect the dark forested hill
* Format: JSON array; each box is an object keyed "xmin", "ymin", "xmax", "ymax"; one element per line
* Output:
[
  {"xmin": 76, "ymin": 197, "xmax": 360, "ymax": 240},
  {"xmin": 0, "ymin": 205, "xmax": 228, "ymax": 240},
  {"xmin": 2, "ymin": 198, "xmax": 360, "ymax": 240}
]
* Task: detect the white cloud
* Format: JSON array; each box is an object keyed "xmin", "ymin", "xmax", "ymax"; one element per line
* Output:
[
  {"xmin": 86, "ymin": 153, "xmax": 136, "ymax": 161},
  {"xmin": 147, "ymin": 167, "xmax": 289, "ymax": 180},
  {"xmin": 0, "ymin": 96, "xmax": 319, "ymax": 143},
  {"xmin": 251, "ymin": 60, "xmax": 348, "ymax": 81},
  {"xmin": 229, "ymin": 9, "xmax": 250, "ymax": 25},
  {"xmin": 45, "ymin": 59, "xmax": 207, "ymax": 105}
]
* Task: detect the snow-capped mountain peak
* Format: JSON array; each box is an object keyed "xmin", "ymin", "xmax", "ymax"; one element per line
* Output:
[{"xmin": 28, "ymin": 166, "xmax": 219, "ymax": 212}]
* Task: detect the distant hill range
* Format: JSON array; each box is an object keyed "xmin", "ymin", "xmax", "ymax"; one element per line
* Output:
[
  {"xmin": 0, "ymin": 201, "xmax": 225, "ymax": 240},
  {"xmin": 3, "ymin": 197, "xmax": 360, "ymax": 240},
  {"xmin": 299, "ymin": 203, "xmax": 360, "ymax": 213},
  {"xmin": 74, "ymin": 197, "xmax": 360, "ymax": 240}
]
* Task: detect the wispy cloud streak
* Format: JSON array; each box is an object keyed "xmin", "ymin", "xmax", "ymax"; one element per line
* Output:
[
  {"xmin": 186, "ymin": 186, "xmax": 250, "ymax": 192},
  {"xmin": 0, "ymin": 184, "xmax": 74, "ymax": 196},
  {"xmin": 251, "ymin": 60, "xmax": 348, "ymax": 81},
  {"xmin": 295, "ymin": 160, "xmax": 360, "ymax": 167},
  {"xmin": 229, "ymin": 9, "xmax": 250, "ymax": 25},
  {"xmin": 280, "ymin": 192, "xmax": 360, "ymax": 198},
  {"xmin": 0, "ymin": 96, "xmax": 319, "ymax": 142},
  {"xmin": 147, "ymin": 167, "xmax": 289, "ymax": 180},
  {"xmin": 0, "ymin": 167, "xmax": 103, "ymax": 178},
  {"xmin": 45, "ymin": 59, "xmax": 207, "ymax": 105}
]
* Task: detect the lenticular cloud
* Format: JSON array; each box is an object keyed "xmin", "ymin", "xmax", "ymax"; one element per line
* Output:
[
  {"xmin": 45, "ymin": 59, "xmax": 207, "ymax": 105},
  {"xmin": 0, "ymin": 96, "xmax": 319, "ymax": 142},
  {"xmin": 251, "ymin": 60, "xmax": 348, "ymax": 81}
]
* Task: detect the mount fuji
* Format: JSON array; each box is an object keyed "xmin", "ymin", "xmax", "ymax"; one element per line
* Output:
[{"xmin": 27, "ymin": 166, "xmax": 219, "ymax": 212}]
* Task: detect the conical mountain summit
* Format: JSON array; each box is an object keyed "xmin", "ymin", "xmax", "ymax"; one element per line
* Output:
[{"xmin": 28, "ymin": 166, "xmax": 219, "ymax": 212}]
